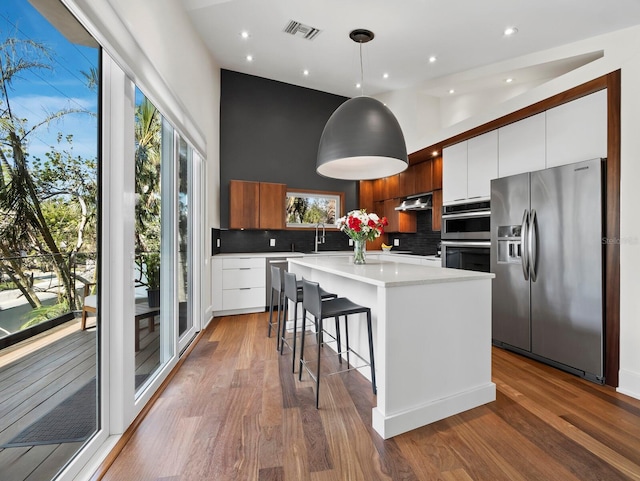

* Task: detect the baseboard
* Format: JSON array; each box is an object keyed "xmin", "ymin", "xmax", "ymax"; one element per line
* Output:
[
  {"xmin": 617, "ymin": 369, "xmax": 640, "ymax": 400},
  {"xmin": 372, "ymin": 382, "xmax": 496, "ymax": 439}
]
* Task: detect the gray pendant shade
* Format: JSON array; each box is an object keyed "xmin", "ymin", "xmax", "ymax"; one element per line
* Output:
[{"xmin": 316, "ymin": 96, "xmax": 408, "ymax": 180}]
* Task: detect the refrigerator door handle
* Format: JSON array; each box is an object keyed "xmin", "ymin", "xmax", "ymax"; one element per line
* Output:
[
  {"xmin": 521, "ymin": 209, "xmax": 529, "ymax": 281},
  {"xmin": 529, "ymin": 209, "xmax": 538, "ymax": 282}
]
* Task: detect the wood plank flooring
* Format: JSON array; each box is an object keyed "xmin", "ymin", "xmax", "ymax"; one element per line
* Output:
[{"xmin": 100, "ymin": 312, "xmax": 640, "ymax": 481}]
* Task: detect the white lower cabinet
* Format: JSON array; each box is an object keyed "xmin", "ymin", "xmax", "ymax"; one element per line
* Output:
[{"xmin": 212, "ymin": 256, "xmax": 266, "ymax": 314}]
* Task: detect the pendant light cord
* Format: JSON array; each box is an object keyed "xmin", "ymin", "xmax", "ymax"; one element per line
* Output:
[{"xmin": 359, "ymin": 42, "xmax": 365, "ymax": 97}]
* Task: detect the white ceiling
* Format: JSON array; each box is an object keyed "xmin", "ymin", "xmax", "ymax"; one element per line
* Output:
[{"xmin": 181, "ymin": 0, "xmax": 640, "ymax": 99}]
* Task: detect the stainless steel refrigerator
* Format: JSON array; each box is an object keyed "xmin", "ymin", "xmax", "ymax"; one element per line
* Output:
[{"xmin": 490, "ymin": 158, "xmax": 604, "ymax": 383}]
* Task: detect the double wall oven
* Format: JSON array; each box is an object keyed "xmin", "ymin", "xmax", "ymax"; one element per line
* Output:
[{"xmin": 441, "ymin": 200, "xmax": 491, "ymax": 272}]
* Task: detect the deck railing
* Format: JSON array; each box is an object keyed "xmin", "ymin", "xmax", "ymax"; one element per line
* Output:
[{"xmin": 0, "ymin": 251, "xmax": 97, "ymax": 344}]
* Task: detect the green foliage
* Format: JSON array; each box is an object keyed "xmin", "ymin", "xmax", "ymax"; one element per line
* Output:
[
  {"xmin": 0, "ymin": 33, "xmax": 98, "ymax": 312},
  {"xmin": 139, "ymin": 251, "xmax": 160, "ymax": 289},
  {"xmin": 135, "ymin": 98, "xmax": 161, "ymax": 257},
  {"xmin": 0, "ymin": 280, "xmax": 16, "ymax": 290},
  {"xmin": 286, "ymin": 196, "xmax": 336, "ymax": 224},
  {"xmin": 20, "ymin": 298, "xmax": 70, "ymax": 329}
]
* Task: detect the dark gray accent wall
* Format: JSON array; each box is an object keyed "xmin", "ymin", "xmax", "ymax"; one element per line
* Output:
[{"xmin": 220, "ymin": 69, "xmax": 356, "ymax": 228}]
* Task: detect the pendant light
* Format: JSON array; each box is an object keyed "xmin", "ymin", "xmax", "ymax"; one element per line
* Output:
[{"xmin": 316, "ymin": 29, "xmax": 408, "ymax": 180}]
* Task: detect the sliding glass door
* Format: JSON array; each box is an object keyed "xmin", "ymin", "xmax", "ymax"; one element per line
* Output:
[
  {"xmin": 0, "ymin": 1, "xmax": 100, "ymax": 479},
  {"xmin": 133, "ymin": 90, "xmax": 200, "ymax": 394}
]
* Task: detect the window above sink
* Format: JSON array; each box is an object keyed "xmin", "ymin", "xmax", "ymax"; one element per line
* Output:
[{"xmin": 286, "ymin": 189, "xmax": 344, "ymax": 228}]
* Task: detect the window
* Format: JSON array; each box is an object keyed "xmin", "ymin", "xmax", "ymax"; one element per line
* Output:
[
  {"xmin": 285, "ymin": 190, "xmax": 343, "ymax": 228},
  {"xmin": 0, "ymin": 1, "xmax": 100, "ymax": 479}
]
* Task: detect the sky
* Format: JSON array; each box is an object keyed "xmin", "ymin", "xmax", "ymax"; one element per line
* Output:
[{"xmin": 0, "ymin": 1, "xmax": 98, "ymax": 161}]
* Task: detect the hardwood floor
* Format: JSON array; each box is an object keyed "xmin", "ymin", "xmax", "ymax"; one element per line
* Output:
[{"xmin": 100, "ymin": 312, "xmax": 640, "ymax": 481}]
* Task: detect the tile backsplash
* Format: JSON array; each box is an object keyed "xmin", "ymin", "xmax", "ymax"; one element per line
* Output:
[{"xmin": 212, "ymin": 210, "xmax": 440, "ymax": 256}]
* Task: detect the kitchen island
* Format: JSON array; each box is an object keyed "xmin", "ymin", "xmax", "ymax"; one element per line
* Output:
[{"xmin": 288, "ymin": 256, "xmax": 495, "ymax": 439}]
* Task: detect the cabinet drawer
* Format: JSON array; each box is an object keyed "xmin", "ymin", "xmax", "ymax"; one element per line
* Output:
[
  {"xmin": 223, "ymin": 287, "xmax": 265, "ymax": 310},
  {"xmin": 222, "ymin": 257, "xmax": 264, "ymax": 269},
  {"xmin": 222, "ymin": 268, "xmax": 265, "ymax": 289}
]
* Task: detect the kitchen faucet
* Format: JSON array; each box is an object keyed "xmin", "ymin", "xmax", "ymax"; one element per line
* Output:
[{"xmin": 314, "ymin": 223, "xmax": 325, "ymax": 253}]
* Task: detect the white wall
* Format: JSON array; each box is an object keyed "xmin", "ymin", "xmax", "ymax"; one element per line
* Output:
[{"xmin": 378, "ymin": 24, "xmax": 640, "ymax": 398}]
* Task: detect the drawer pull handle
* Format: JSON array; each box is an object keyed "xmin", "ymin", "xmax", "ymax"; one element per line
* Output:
[
  {"xmin": 239, "ymin": 268, "xmax": 251, "ymax": 270},
  {"xmin": 239, "ymin": 287, "xmax": 251, "ymax": 290}
]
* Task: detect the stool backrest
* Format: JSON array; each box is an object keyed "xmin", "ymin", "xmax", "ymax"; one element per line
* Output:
[
  {"xmin": 283, "ymin": 271, "xmax": 298, "ymax": 301},
  {"xmin": 302, "ymin": 278, "xmax": 322, "ymax": 319},
  {"xmin": 270, "ymin": 265, "xmax": 282, "ymax": 292}
]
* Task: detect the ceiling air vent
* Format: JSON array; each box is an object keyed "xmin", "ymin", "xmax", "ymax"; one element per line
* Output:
[{"xmin": 283, "ymin": 20, "xmax": 321, "ymax": 40}]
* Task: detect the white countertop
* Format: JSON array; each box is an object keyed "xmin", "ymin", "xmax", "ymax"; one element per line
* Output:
[
  {"xmin": 212, "ymin": 252, "xmax": 306, "ymax": 258},
  {"xmin": 288, "ymin": 256, "xmax": 493, "ymax": 287},
  {"xmin": 212, "ymin": 251, "xmax": 441, "ymax": 260}
]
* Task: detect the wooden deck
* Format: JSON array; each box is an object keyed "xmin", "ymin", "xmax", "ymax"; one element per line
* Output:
[{"xmin": 0, "ymin": 313, "xmax": 161, "ymax": 481}]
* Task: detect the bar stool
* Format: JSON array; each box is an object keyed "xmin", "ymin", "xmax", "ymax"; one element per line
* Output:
[
  {"xmin": 268, "ymin": 265, "xmax": 303, "ymax": 350},
  {"xmin": 267, "ymin": 265, "xmax": 284, "ymax": 349},
  {"xmin": 298, "ymin": 278, "xmax": 377, "ymax": 408},
  {"xmin": 280, "ymin": 271, "xmax": 337, "ymax": 372}
]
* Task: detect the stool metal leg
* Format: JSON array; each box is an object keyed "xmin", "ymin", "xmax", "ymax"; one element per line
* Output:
[
  {"xmin": 274, "ymin": 290, "xmax": 284, "ymax": 351},
  {"xmin": 268, "ymin": 287, "xmax": 276, "ymax": 339},
  {"xmin": 316, "ymin": 317, "xmax": 322, "ymax": 409},
  {"xmin": 344, "ymin": 315, "xmax": 350, "ymax": 367},
  {"xmin": 299, "ymin": 308, "xmax": 307, "ymax": 381},
  {"xmin": 334, "ymin": 316, "xmax": 342, "ymax": 365},
  {"xmin": 366, "ymin": 310, "xmax": 377, "ymax": 395},
  {"xmin": 291, "ymin": 299, "xmax": 299, "ymax": 372},
  {"xmin": 279, "ymin": 295, "xmax": 288, "ymax": 355}
]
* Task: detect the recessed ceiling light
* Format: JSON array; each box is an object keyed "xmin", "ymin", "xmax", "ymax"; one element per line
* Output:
[
  {"xmin": 356, "ymin": 83, "xmax": 361, "ymax": 89},
  {"xmin": 505, "ymin": 77, "xmax": 514, "ymax": 83},
  {"xmin": 303, "ymin": 69, "xmax": 309, "ymax": 76},
  {"xmin": 241, "ymin": 31, "xmax": 249, "ymax": 39},
  {"xmin": 449, "ymin": 89, "xmax": 455, "ymax": 94},
  {"xmin": 428, "ymin": 56, "xmax": 437, "ymax": 63},
  {"xmin": 504, "ymin": 27, "xmax": 518, "ymax": 36},
  {"xmin": 246, "ymin": 55, "xmax": 253, "ymax": 62},
  {"xmin": 383, "ymin": 73, "xmax": 389, "ymax": 79}
]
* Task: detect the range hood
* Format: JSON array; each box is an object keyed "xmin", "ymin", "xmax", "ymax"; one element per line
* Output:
[{"xmin": 395, "ymin": 192, "xmax": 432, "ymax": 211}]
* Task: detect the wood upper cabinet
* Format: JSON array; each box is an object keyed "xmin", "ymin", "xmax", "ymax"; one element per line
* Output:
[
  {"xmin": 414, "ymin": 160, "xmax": 434, "ymax": 193},
  {"xmin": 431, "ymin": 190, "xmax": 442, "ymax": 231},
  {"xmin": 259, "ymin": 182, "xmax": 286, "ymax": 229},
  {"xmin": 383, "ymin": 198, "xmax": 417, "ymax": 233},
  {"xmin": 372, "ymin": 178, "xmax": 385, "ymax": 202},
  {"xmin": 229, "ymin": 180, "xmax": 259, "ymax": 229},
  {"xmin": 398, "ymin": 167, "xmax": 415, "ymax": 198},
  {"xmin": 229, "ymin": 180, "xmax": 286, "ymax": 229},
  {"xmin": 432, "ymin": 156, "xmax": 442, "ymax": 190},
  {"xmin": 383, "ymin": 175, "xmax": 400, "ymax": 200},
  {"xmin": 359, "ymin": 180, "xmax": 375, "ymax": 212}
]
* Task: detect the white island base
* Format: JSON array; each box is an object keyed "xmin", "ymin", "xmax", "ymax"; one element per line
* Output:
[{"xmin": 288, "ymin": 256, "xmax": 496, "ymax": 439}]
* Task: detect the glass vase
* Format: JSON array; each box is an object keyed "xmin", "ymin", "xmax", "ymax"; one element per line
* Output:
[{"xmin": 353, "ymin": 239, "xmax": 366, "ymax": 265}]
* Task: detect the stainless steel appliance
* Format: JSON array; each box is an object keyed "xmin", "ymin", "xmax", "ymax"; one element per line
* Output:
[
  {"xmin": 441, "ymin": 200, "xmax": 491, "ymax": 271},
  {"xmin": 441, "ymin": 241, "xmax": 490, "ymax": 271},
  {"xmin": 491, "ymin": 158, "xmax": 604, "ymax": 383},
  {"xmin": 442, "ymin": 200, "xmax": 491, "ymax": 240}
]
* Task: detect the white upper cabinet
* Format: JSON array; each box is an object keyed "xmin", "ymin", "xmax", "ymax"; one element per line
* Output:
[
  {"xmin": 498, "ymin": 112, "xmax": 546, "ymax": 177},
  {"xmin": 442, "ymin": 141, "xmax": 468, "ymax": 204},
  {"xmin": 545, "ymin": 90, "xmax": 607, "ymax": 168},
  {"xmin": 442, "ymin": 92, "xmax": 607, "ymax": 203},
  {"xmin": 467, "ymin": 130, "xmax": 498, "ymax": 199}
]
